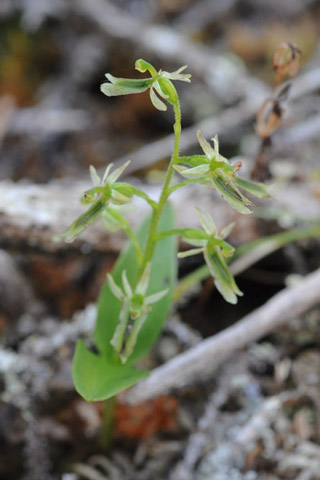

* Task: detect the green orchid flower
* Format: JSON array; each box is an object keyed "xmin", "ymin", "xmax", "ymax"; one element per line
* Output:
[
  {"xmin": 59, "ymin": 161, "xmax": 133, "ymax": 243},
  {"xmin": 107, "ymin": 263, "xmax": 168, "ymax": 363},
  {"xmin": 174, "ymin": 131, "xmax": 270, "ymax": 214},
  {"xmin": 101, "ymin": 58, "xmax": 191, "ymax": 111},
  {"xmin": 178, "ymin": 209, "xmax": 242, "ymax": 304}
]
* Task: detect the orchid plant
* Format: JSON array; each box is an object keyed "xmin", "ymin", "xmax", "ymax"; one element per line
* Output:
[{"xmin": 60, "ymin": 59, "xmax": 270, "ymax": 401}]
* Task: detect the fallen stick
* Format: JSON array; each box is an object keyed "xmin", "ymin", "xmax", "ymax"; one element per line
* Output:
[
  {"xmin": 113, "ymin": 67, "xmax": 320, "ymax": 175},
  {"xmin": 74, "ymin": 0, "xmax": 265, "ymax": 98},
  {"xmin": 124, "ymin": 267, "xmax": 320, "ymax": 404},
  {"xmin": 114, "ymin": 94, "xmax": 264, "ymax": 175}
]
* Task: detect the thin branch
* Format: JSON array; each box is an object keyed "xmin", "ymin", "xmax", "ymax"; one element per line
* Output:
[
  {"xmin": 74, "ymin": 0, "xmax": 266, "ymax": 98},
  {"xmin": 123, "ymin": 267, "xmax": 320, "ymax": 404},
  {"xmin": 8, "ymin": 107, "xmax": 90, "ymax": 136},
  {"xmin": 175, "ymin": 0, "xmax": 237, "ymax": 35},
  {"xmin": 113, "ymin": 67, "xmax": 320, "ymax": 175},
  {"xmin": 114, "ymin": 95, "xmax": 264, "ymax": 175}
]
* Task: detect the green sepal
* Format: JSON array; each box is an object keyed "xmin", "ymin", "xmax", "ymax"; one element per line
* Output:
[
  {"xmin": 211, "ymin": 174, "xmax": 252, "ymax": 214},
  {"xmin": 204, "ymin": 249, "xmax": 243, "ymax": 304},
  {"xmin": 135, "ymin": 59, "xmax": 157, "ymax": 77},
  {"xmin": 101, "ymin": 74, "xmax": 152, "ymax": 97},
  {"xmin": 111, "ymin": 183, "xmax": 134, "ymax": 204},
  {"xmin": 176, "ymin": 155, "xmax": 208, "ymax": 167},
  {"xmin": 180, "ymin": 228, "xmax": 209, "ymax": 240},
  {"xmin": 234, "ymin": 177, "xmax": 271, "ymax": 199},
  {"xmin": 174, "ymin": 164, "xmax": 209, "ymax": 179},
  {"xmin": 58, "ymin": 197, "xmax": 107, "ymax": 243}
]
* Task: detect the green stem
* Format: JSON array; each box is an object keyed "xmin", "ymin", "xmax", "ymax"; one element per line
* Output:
[
  {"xmin": 100, "ymin": 396, "xmax": 116, "ymax": 449},
  {"xmin": 173, "ymin": 223, "xmax": 320, "ymax": 302},
  {"xmin": 138, "ymin": 96, "xmax": 181, "ymax": 277},
  {"xmin": 156, "ymin": 228, "xmax": 187, "ymax": 240}
]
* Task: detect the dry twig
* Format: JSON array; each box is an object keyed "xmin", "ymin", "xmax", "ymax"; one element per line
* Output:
[
  {"xmin": 124, "ymin": 267, "xmax": 320, "ymax": 404},
  {"xmin": 113, "ymin": 66, "xmax": 320, "ymax": 175}
]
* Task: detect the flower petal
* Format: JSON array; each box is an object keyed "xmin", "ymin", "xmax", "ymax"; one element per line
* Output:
[
  {"xmin": 153, "ymin": 79, "xmax": 169, "ymax": 99},
  {"xmin": 196, "ymin": 208, "xmax": 216, "ymax": 236},
  {"xmin": 197, "ymin": 130, "xmax": 215, "ymax": 159},
  {"xmin": 146, "ymin": 288, "xmax": 168, "ymax": 305},
  {"xmin": 150, "ymin": 87, "xmax": 167, "ymax": 111},
  {"xmin": 110, "ymin": 302, "xmax": 130, "ymax": 354},
  {"xmin": 220, "ymin": 222, "xmax": 236, "ymax": 239},
  {"xmin": 89, "ymin": 165, "xmax": 101, "ymax": 186},
  {"xmin": 161, "ymin": 66, "xmax": 191, "ymax": 82},
  {"xmin": 107, "ymin": 274, "xmax": 125, "ymax": 301},
  {"xmin": 122, "ymin": 271, "xmax": 133, "ymax": 298},
  {"xmin": 101, "ymin": 163, "xmax": 114, "ymax": 185},
  {"xmin": 107, "ymin": 160, "xmax": 131, "ymax": 185},
  {"xmin": 174, "ymin": 164, "xmax": 210, "ymax": 179}
]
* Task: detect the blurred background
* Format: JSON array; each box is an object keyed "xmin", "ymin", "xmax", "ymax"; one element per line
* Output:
[{"xmin": 1, "ymin": 1, "xmax": 320, "ymax": 479}]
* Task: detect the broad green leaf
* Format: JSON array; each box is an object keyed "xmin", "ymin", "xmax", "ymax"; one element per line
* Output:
[
  {"xmin": 95, "ymin": 202, "xmax": 177, "ymax": 364},
  {"xmin": 72, "ymin": 340, "xmax": 148, "ymax": 402}
]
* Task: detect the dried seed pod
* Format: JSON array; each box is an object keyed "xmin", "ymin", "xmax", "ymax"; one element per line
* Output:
[
  {"xmin": 273, "ymin": 42, "xmax": 301, "ymax": 85},
  {"xmin": 255, "ymin": 98, "xmax": 282, "ymax": 139}
]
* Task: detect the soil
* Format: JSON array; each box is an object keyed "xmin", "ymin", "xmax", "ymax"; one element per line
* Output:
[{"xmin": 1, "ymin": 1, "xmax": 320, "ymax": 479}]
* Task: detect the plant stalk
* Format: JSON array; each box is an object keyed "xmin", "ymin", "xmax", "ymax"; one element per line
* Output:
[{"xmin": 138, "ymin": 96, "xmax": 181, "ymax": 277}]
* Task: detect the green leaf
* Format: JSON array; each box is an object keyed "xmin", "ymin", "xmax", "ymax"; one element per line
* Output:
[
  {"xmin": 72, "ymin": 340, "xmax": 148, "ymax": 402},
  {"xmin": 72, "ymin": 204, "xmax": 176, "ymax": 401},
  {"xmin": 95, "ymin": 203, "xmax": 177, "ymax": 364}
]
